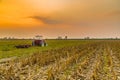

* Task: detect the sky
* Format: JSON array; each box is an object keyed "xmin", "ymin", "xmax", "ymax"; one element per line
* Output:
[{"xmin": 0, "ymin": 0, "xmax": 120, "ymax": 38}]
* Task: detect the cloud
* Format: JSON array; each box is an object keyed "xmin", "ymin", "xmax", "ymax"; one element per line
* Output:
[
  {"xmin": 28, "ymin": 15, "xmax": 95, "ymax": 27},
  {"xmin": 28, "ymin": 16, "xmax": 62, "ymax": 25}
]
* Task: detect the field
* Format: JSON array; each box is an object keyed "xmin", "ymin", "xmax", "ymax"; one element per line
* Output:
[
  {"xmin": 0, "ymin": 40, "xmax": 120, "ymax": 80},
  {"xmin": 0, "ymin": 39, "xmax": 88, "ymax": 59}
]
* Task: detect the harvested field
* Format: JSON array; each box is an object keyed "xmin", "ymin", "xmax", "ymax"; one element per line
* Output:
[{"xmin": 0, "ymin": 40, "xmax": 120, "ymax": 80}]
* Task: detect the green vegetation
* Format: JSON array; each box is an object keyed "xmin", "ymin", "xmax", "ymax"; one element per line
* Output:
[{"xmin": 0, "ymin": 39, "xmax": 90, "ymax": 59}]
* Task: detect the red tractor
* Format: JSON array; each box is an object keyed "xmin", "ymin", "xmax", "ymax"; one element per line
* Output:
[
  {"xmin": 32, "ymin": 35, "xmax": 47, "ymax": 47},
  {"xmin": 15, "ymin": 35, "xmax": 47, "ymax": 48}
]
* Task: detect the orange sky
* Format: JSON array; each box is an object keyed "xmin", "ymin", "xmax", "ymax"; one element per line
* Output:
[{"xmin": 0, "ymin": 0, "xmax": 120, "ymax": 38}]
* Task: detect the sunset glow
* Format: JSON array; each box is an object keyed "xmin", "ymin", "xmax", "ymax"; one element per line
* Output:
[{"xmin": 0, "ymin": 0, "xmax": 120, "ymax": 38}]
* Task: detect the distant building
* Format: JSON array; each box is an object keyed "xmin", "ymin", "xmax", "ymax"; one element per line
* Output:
[
  {"xmin": 8, "ymin": 37, "xmax": 12, "ymax": 40},
  {"xmin": 65, "ymin": 36, "xmax": 68, "ymax": 39},
  {"xmin": 3, "ymin": 37, "xmax": 7, "ymax": 40},
  {"xmin": 57, "ymin": 36, "xmax": 62, "ymax": 39},
  {"xmin": 84, "ymin": 37, "xmax": 90, "ymax": 39}
]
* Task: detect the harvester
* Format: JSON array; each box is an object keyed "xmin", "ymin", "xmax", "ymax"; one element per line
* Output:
[{"xmin": 15, "ymin": 35, "xmax": 47, "ymax": 48}]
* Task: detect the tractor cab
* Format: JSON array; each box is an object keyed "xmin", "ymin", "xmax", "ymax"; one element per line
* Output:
[{"xmin": 32, "ymin": 35, "xmax": 47, "ymax": 47}]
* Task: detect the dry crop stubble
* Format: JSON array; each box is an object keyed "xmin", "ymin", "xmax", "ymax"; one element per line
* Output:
[{"xmin": 0, "ymin": 40, "xmax": 120, "ymax": 80}]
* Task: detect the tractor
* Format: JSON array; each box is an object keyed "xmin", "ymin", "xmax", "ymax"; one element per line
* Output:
[
  {"xmin": 32, "ymin": 35, "xmax": 47, "ymax": 47},
  {"xmin": 15, "ymin": 35, "xmax": 47, "ymax": 48}
]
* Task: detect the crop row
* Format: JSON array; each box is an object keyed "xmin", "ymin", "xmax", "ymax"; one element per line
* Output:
[{"xmin": 0, "ymin": 41, "xmax": 120, "ymax": 80}]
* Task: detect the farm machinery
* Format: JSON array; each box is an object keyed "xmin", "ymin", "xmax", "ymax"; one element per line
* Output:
[
  {"xmin": 32, "ymin": 35, "xmax": 47, "ymax": 47},
  {"xmin": 15, "ymin": 35, "xmax": 47, "ymax": 48}
]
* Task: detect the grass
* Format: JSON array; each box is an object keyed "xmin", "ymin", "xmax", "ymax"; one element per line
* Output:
[{"xmin": 0, "ymin": 39, "xmax": 90, "ymax": 59}]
